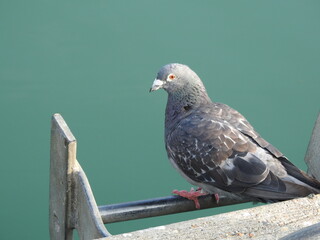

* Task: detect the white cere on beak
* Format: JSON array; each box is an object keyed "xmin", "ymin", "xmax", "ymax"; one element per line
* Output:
[{"xmin": 150, "ymin": 79, "xmax": 164, "ymax": 92}]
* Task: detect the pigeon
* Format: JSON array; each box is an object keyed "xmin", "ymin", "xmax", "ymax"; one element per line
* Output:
[{"xmin": 150, "ymin": 63, "xmax": 320, "ymax": 209}]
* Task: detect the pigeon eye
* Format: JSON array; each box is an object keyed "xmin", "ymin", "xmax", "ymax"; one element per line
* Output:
[{"xmin": 167, "ymin": 74, "xmax": 176, "ymax": 81}]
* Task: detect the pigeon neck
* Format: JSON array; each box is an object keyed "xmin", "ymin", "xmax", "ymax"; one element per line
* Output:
[{"xmin": 165, "ymin": 87, "xmax": 211, "ymax": 128}]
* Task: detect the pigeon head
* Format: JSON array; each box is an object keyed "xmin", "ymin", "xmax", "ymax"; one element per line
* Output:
[
  {"xmin": 150, "ymin": 63, "xmax": 205, "ymax": 93},
  {"xmin": 150, "ymin": 63, "xmax": 211, "ymax": 108}
]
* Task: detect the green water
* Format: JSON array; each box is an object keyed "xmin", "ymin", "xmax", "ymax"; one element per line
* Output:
[{"xmin": 1, "ymin": 1, "xmax": 320, "ymax": 239}]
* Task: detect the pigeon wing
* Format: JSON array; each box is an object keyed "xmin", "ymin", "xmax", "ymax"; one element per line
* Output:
[
  {"xmin": 166, "ymin": 113, "xmax": 300, "ymax": 200},
  {"xmin": 214, "ymin": 103, "xmax": 320, "ymax": 192},
  {"xmin": 213, "ymin": 102, "xmax": 284, "ymax": 158}
]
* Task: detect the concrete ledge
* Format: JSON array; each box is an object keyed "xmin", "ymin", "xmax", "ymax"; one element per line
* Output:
[{"xmin": 104, "ymin": 194, "xmax": 320, "ymax": 240}]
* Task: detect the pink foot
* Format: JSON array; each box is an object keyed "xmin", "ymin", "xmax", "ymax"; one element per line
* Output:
[
  {"xmin": 214, "ymin": 193, "xmax": 220, "ymax": 204},
  {"xmin": 172, "ymin": 187, "xmax": 208, "ymax": 209}
]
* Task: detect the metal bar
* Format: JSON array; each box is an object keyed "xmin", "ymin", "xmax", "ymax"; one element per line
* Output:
[
  {"xmin": 280, "ymin": 222, "xmax": 320, "ymax": 240},
  {"xmin": 99, "ymin": 195, "xmax": 251, "ymax": 224}
]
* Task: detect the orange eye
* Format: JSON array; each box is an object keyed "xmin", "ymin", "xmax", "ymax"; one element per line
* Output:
[{"xmin": 168, "ymin": 74, "xmax": 176, "ymax": 81}]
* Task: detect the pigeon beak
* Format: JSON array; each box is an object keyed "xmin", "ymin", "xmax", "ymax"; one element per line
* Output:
[{"xmin": 149, "ymin": 79, "xmax": 164, "ymax": 92}]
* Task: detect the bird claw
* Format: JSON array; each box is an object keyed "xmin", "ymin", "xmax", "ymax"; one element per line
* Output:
[
  {"xmin": 172, "ymin": 187, "xmax": 208, "ymax": 209},
  {"xmin": 214, "ymin": 193, "xmax": 220, "ymax": 204}
]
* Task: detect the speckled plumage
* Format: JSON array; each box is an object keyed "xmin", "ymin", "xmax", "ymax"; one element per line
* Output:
[{"xmin": 151, "ymin": 63, "xmax": 320, "ymax": 202}]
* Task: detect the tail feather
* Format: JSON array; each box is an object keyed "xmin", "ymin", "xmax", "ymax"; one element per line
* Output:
[
  {"xmin": 244, "ymin": 180, "xmax": 318, "ymax": 202},
  {"xmin": 279, "ymin": 157, "xmax": 320, "ymax": 191}
]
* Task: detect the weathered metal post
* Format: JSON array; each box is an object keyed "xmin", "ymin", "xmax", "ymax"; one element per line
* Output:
[
  {"xmin": 305, "ymin": 114, "xmax": 320, "ymax": 180},
  {"xmin": 49, "ymin": 114, "xmax": 110, "ymax": 240}
]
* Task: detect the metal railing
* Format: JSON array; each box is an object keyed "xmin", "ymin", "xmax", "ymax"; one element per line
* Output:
[{"xmin": 49, "ymin": 113, "xmax": 320, "ymax": 240}]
